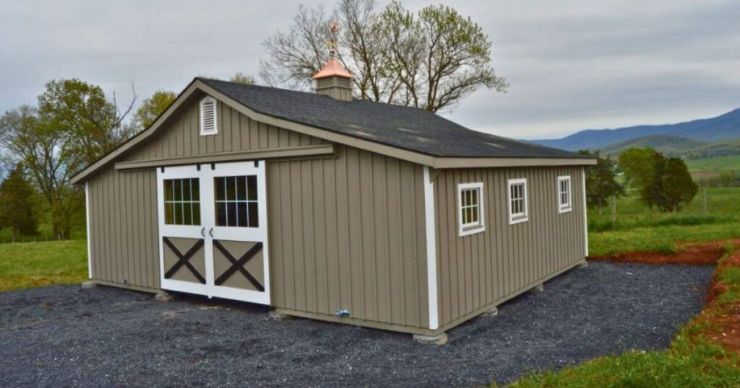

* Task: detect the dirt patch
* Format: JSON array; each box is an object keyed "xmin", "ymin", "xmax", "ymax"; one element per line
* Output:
[
  {"xmin": 590, "ymin": 239, "xmax": 740, "ymax": 265},
  {"xmin": 691, "ymin": 249, "xmax": 740, "ymax": 355},
  {"xmin": 702, "ymin": 305, "xmax": 740, "ymax": 354}
]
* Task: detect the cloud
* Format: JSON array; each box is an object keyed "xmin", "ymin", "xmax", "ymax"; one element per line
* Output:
[{"xmin": 1, "ymin": 0, "xmax": 738, "ymax": 139}]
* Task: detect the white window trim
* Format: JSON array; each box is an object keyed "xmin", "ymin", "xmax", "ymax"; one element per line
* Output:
[
  {"xmin": 508, "ymin": 178, "xmax": 529, "ymax": 224},
  {"xmin": 199, "ymin": 96, "xmax": 218, "ymax": 136},
  {"xmin": 457, "ymin": 182, "xmax": 485, "ymax": 237},
  {"xmin": 558, "ymin": 175, "xmax": 572, "ymax": 213}
]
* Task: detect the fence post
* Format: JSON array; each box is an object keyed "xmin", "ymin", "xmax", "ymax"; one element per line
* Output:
[{"xmin": 611, "ymin": 195, "xmax": 617, "ymax": 228}]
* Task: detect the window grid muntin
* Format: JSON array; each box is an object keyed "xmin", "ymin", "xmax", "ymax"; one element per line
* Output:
[
  {"xmin": 558, "ymin": 176, "xmax": 572, "ymax": 211},
  {"xmin": 458, "ymin": 182, "xmax": 485, "ymax": 236},
  {"xmin": 510, "ymin": 183, "xmax": 525, "ymax": 216},
  {"xmin": 214, "ymin": 175, "xmax": 259, "ymax": 227},
  {"xmin": 164, "ymin": 178, "xmax": 201, "ymax": 226},
  {"xmin": 508, "ymin": 178, "xmax": 528, "ymax": 223},
  {"xmin": 460, "ymin": 187, "xmax": 481, "ymax": 227}
]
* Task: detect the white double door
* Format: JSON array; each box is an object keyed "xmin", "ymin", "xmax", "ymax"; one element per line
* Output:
[{"xmin": 157, "ymin": 161, "xmax": 270, "ymax": 305}]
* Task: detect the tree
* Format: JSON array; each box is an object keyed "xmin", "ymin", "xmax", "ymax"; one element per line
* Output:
[
  {"xmin": 0, "ymin": 79, "xmax": 135, "ymax": 239},
  {"xmin": 618, "ymin": 147, "xmax": 698, "ymax": 212},
  {"xmin": 230, "ymin": 73, "xmax": 256, "ymax": 85},
  {"xmin": 0, "ymin": 163, "xmax": 38, "ymax": 238},
  {"xmin": 658, "ymin": 157, "xmax": 697, "ymax": 211},
  {"xmin": 38, "ymin": 79, "xmax": 136, "ymax": 166},
  {"xmin": 260, "ymin": 0, "xmax": 507, "ymax": 112},
  {"xmin": 580, "ymin": 151, "xmax": 624, "ymax": 212},
  {"xmin": 380, "ymin": 2, "xmax": 508, "ymax": 111},
  {"xmin": 133, "ymin": 90, "xmax": 176, "ymax": 130},
  {"xmin": 618, "ymin": 147, "xmax": 657, "ymax": 190},
  {"xmin": 618, "ymin": 147, "xmax": 663, "ymax": 209}
]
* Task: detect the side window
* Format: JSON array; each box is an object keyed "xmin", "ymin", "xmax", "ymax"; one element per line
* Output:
[
  {"xmin": 457, "ymin": 182, "xmax": 485, "ymax": 236},
  {"xmin": 508, "ymin": 178, "xmax": 528, "ymax": 224},
  {"xmin": 163, "ymin": 178, "xmax": 201, "ymax": 225},
  {"xmin": 558, "ymin": 175, "xmax": 572, "ymax": 213},
  {"xmin": 199, "ymin": 96, "xmax": 218, "ymax": 136}
]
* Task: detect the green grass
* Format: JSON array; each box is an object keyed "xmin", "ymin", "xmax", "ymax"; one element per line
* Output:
[
  {"xmin": 510, "ymin": 247, "xmax": 740, "ymax": 387},
  {"xmin": 0, "ymin": 240, "xmax": 87, "ymax": 292},
  {"xmin": 686, "ymin": 155, "xmax": 740, "ymax": 172},
  {"xmin": 587, "ymin": 187, "xmax": 740, "ymax": 256},
  {"xmin": 510, "ymin": 340, "xmax": 739, "ymax": 387}
]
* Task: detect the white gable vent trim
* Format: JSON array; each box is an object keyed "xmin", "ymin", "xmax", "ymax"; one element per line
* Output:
[{"xmin": 199, "ymin": 96, "xmax": 218, "ymax": 136}]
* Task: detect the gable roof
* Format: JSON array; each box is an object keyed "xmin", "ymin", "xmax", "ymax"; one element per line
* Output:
[
  {"xmin": 72, "ymin": 78, "xmax": 593, "ymax": 184},
  {"xmin": 199, "ymin": 78, "xmax": 586, "ymax": 159}
]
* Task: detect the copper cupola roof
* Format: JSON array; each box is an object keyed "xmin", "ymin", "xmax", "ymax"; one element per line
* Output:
[{"xmin": 312, "ymin": 58, "xmax": 352, "ymax": 80}]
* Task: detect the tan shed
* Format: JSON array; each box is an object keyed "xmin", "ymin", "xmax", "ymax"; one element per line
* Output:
[{"xmin": 73, "ymin": 59, "xmax": 595, "ymax": 342}]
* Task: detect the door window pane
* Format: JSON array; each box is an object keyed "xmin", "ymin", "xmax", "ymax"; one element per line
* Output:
[
  {"xmin": 216, "ymin": 202, "xmax": 227, "ymax": 226},
  {"xmin": 247, "ymin": 176, "xmax": 257, "ymax": 200},
  {"xmin": 215, "ymin": 177, "xmax": 225, "ymax": 201},
  {"xmin": 237, "ymin": 176, "xmax": 247, "ymax": 200},
  {"xmin": 226, "ymin": 177, "xmax": 237, "ymax": 201}
]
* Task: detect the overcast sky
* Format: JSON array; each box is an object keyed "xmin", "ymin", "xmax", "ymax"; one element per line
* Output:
[{"xmin": 1, "ymin": 0, "xmax": 738, "ymax": 139}]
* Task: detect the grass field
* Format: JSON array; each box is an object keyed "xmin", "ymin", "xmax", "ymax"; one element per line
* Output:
[
  {"xmin": 587, "ymin": 187, "xmax": 740, "ymax": 256},
  {"xmin": 686, "ymin": 154, "xmax": 740, "ymax": 172},
  {"xmin": 0, "ymin": 240, "xmax": 87, "ymax": 292}
]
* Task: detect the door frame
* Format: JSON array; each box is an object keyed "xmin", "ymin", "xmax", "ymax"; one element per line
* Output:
[{"xmin": 156, "ymin": 161, "xmax": 270, "ymax": 305}]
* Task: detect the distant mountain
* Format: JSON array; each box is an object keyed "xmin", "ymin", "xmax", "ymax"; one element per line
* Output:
[
  {"xmin": 600, "ymin": 134, "xmax": 707, "ymax": 156},
  {"xmin": 531, "ymin": 108, "xmax": 740, "ymax": 151}
]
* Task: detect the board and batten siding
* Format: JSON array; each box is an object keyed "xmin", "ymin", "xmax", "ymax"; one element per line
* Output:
[
  {"xmin": 86, "ymin": 95, "xmax": 431, "ymax": 332},
  {"xmin": 267, "ymin": 145, "xmax": 430, "ymax": 331},
  {"xmin": 125, "ymin": 92, "xmax": 326, "ymax": 162},
  {"xmin": 433, "ymin": 167, "xmax": 587, "ymax": 329},
  {"xmin": 87, "ymin": 167, "xmax": 160, "ymax": 290}
]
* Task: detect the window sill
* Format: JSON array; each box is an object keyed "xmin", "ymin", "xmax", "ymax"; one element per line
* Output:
[
  {"xmin": 558, "ymin": 206, "xmax": 572, "ymax": 214},
  {"xmin": 509, "ymin": 216, "xmax": 528, "ymax": 225},
  {"xmin": 459, "ymin": 226, "xmax": 485, "ymax": 237}
]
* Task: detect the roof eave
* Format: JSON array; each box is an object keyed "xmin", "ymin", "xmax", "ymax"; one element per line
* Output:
[{"xmin": 431, "ymin": 157, "xmax": 597, "ymax": 169}]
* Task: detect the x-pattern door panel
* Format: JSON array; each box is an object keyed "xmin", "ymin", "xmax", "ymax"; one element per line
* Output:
[{"xmin": 157, "ymin": 161, "xmax": 270, "ymax": 305}]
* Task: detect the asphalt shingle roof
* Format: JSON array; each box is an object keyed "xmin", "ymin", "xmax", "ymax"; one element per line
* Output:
[{"xmin": 201, "ymin": 78, "xmax": 587, "ymax": 159}]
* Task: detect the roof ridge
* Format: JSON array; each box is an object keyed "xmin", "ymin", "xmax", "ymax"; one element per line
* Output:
[{"xmin": 196, "ymin": 77, "xmax": 446, "ymax": 115}]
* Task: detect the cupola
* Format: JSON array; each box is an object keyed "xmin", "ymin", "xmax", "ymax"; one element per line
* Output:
[{"xmin": 312, "ymin": 22, "xmax": 353, "ymax": 101}]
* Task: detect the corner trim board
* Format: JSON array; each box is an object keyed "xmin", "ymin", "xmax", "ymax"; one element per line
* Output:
[
  {"xmin": 85, "ymin": 182, "xmax": 93, "ymax": 279},
  {"xmin": 423, "ymin": 166, "xmax": 439, "ymax": 330},
  {"xmin": 582, "ymin": 169, "xmax": 589, "ymax": 256}
]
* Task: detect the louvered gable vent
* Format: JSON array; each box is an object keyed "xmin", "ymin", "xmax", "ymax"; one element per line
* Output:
[{"xmin": 199, "ymin": 96, "xmax": 218, "ymax": 135}]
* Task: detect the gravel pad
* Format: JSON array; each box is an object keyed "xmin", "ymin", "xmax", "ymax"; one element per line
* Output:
[{"xmin": 0, "ymin": 262, "xmax": 712, "ymax": 386}]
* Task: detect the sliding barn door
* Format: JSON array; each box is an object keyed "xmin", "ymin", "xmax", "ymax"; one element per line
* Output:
[{"xmin": 156, "ymin": 161, "xmax": 270, "ymax": 305}]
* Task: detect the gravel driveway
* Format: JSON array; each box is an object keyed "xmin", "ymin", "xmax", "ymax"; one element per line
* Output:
[{"xmin": 0, "ymin": 262, "xmax": 712, "ymax": 387}]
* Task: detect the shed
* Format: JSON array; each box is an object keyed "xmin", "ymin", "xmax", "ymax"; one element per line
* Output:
[{"xmin": 73, "ymin": 58, "xmax": 595, "ymax": 342}]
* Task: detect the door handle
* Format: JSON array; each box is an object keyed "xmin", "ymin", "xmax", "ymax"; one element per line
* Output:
[
  {"xmin": 200, "ymin": 227, "xmax": 206, "ymax": 237},
  {"xmin": 209, "ymin": 227, "xmax": 214, "ymax": 238}
]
